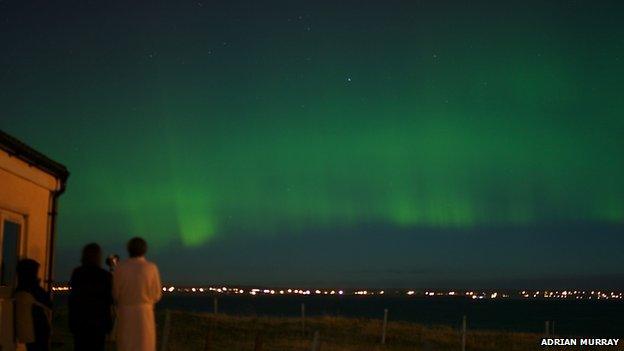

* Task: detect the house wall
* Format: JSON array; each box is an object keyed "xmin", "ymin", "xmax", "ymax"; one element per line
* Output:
[{"xmin": 0, "ymin": 149, "xmax": 62, "ymax": 351}]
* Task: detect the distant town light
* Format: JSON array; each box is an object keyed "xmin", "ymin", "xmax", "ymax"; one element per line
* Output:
[{"xmin": 51, "ymin": 284, "xmax": 623, "ymax": 300}]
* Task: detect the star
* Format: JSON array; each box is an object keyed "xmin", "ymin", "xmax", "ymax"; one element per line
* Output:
[{"xmin": 346, "ymin": 77, "xmax": 352, "ymax": 82}]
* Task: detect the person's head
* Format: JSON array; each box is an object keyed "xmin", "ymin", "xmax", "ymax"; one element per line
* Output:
[
  {"xmin": 81, "ymin": 243, "xmax": 102, "ymax": 267},
  {"xmin": 16, "ymin": 258, "xmax": 40, "ymax": 290},
  {"xmin": 127, "ymin": 237, "xmax": 148, "ymax": 258}
]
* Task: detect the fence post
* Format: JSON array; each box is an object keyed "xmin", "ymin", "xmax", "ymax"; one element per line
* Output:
[
  {"xmin": 461, "ymin": 315, "xmax": 466, "ymax": 351},
  {"xmin": 545, "ymin": 321, "xmax": 550, "ymax": 337},
  {"xmin": 213, "ymin": 297, "xmax": 219, "ymax": 314},
  {"xmin": 381, "ymin": 308, "xmax": 388, "ymax": 345},
  {"xmin": 160, "ymin": 309, "xmax": 171, "ymax": 351},
  {"xmin": 310, "ymin": 330, "xmax": 320, "ymax": 351},
  {"xmin": 301, "ymin": 303, "xmax": 306, "ymax": 335}
]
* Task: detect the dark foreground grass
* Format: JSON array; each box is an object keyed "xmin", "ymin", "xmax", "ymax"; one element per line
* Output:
[{"xmin": 51, "ymin": 309, "xmax": 621, "ymax": 351}]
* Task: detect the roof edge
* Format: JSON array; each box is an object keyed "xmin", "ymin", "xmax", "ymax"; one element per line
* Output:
[{"xmin": 0, "ymin": 129, "xmax": 70, "ymax": 184}]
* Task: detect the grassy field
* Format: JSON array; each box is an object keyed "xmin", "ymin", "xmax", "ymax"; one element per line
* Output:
[{"xmin": 51, "ymin": 309, "xmax": 620, "ymax": 351}]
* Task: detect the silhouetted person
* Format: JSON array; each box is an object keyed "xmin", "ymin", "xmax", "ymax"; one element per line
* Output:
[
  {"xmin": 68, "ymin": 243, "xmax": 113, "ymax": 351},
  {"xmin": 14, "ymin": 259, "xmax": 52, "ymax": 351},
  {"xmin": 113, "ymin": 237, "xmax": 162, "ymax": 351}
]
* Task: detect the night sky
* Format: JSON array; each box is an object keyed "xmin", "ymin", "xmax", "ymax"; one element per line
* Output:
[{"xmin": 1, "ymin": 0, "xmax": 623, "ymax": 288}]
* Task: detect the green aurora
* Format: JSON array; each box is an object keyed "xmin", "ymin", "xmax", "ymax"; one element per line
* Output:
[{"xmin": 1, "ymin": 0, "xmax": 623, "ymax": 285}]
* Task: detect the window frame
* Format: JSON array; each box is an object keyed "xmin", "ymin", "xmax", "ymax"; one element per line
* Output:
[{"xmin": 0, "ymin": 208, "xmax": 26, "ymax": 289}]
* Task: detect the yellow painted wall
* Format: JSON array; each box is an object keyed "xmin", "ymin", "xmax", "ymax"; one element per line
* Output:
[
  {"xmin": 0, "ymin": 150, "xmax": 60, "ymax": 278},
  {"xmin": 0, "ymin": 150, "xmax": 62, "ymax": 351}
]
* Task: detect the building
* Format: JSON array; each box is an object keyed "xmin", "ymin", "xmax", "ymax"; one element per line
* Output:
[{"xmin": 0, "ymin": 129, "xmax": 69, "ymax": 350}]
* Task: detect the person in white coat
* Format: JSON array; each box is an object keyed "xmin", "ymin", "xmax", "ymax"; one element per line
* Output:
[{"xmin": 113, "ymin": 237, "xmax": 162, "ymax": 351}]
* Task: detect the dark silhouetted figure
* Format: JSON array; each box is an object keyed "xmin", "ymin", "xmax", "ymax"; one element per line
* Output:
[
  {"xmin": 15, "ymin": 259, "xmax": 52, "ymax": 351},
  {"xmin": 68, "ymin": 243, "xmax": 113, "ymax": 351}
]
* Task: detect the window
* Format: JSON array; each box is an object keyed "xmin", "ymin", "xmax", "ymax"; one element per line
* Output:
[{"xmin": 0, "ymin": 214, "xmax": 22, "ymax": 287}]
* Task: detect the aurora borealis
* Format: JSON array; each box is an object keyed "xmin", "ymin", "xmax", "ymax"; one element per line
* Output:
[{"xmin": 1, "ymin": 0, "xmax": 623, "ymax": 287}]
